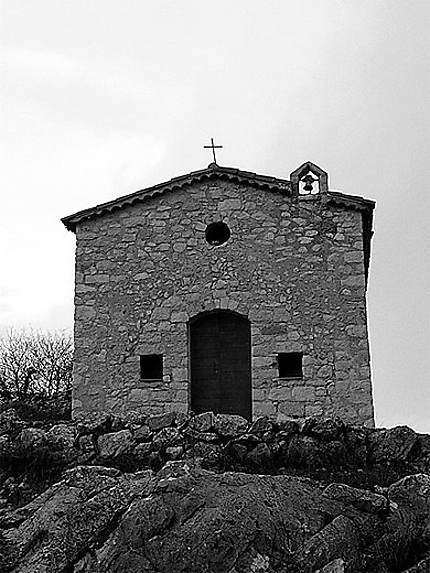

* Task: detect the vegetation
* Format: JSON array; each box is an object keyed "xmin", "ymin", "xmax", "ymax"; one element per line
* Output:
[{"xmin": 0, "ymin": 329, "xmax": 73, "ymax": 420}]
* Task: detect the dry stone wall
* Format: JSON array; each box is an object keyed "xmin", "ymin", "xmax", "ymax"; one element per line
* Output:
[{"xmin": 73, "ymin": 179, "xmax": 374, "ymax": 425}]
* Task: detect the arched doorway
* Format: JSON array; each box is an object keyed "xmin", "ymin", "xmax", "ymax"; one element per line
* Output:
[{"xmin": 189, "ymin": 310, "xmax": 252, "ymax": 420}]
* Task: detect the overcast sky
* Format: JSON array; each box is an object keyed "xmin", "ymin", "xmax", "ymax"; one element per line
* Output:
[{"xmin": 1, "ymin": 1, "xmax": 429, "ymax": 431}]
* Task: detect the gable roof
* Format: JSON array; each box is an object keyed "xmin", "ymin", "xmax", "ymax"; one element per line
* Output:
[{"xmin": 61, "ymin": 162, "xmax": 375, "ymax": 233}]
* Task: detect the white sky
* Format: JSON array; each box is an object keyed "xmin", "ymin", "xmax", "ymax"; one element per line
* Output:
[{"xmin": 1, "ymin": 1, "xmax": 429, "ymax": 431}]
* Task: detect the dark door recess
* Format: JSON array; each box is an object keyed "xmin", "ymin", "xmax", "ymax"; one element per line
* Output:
[{"xmin": 190, "ymin": 310, "xmax": 252, "ymax": 420}]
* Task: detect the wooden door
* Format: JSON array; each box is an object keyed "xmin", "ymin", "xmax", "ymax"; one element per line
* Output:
[{"xmin": 190, "ymin": 311, "xmax": 252, "ymax": 419}]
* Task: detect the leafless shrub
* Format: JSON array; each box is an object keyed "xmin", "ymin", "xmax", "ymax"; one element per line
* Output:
[{"xmin": 0, "ymin": 329, "xmax": 73, "ymax": 400}]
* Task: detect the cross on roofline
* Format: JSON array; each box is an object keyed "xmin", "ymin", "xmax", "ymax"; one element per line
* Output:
[{"xmin": 204, "ymin": 137, "xmax": 223, "ymax": 164}]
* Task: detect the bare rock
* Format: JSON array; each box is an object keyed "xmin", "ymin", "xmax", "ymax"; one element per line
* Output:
[
  {"xmin": 152, "ymin": 427, "xmax": 180, "ymax": 449},
  {"xmin": 133, "ymin": 424, "xmax": 152, "ymax": 442},
  {"xmin": 19, "ymin": 427, "xmax": 47, "ymax": 449},
  {"xmin": 91, "ymin": 471, "xmax": 348, "ymax": 572},
  {"xmin": 246, "ymin": 443, "xmax": 272, "ymax": 468},
  {"xmin": 190, "ymin": 411, "xmax": 215, "ymax": 432},
  {"xmin": 183, "ymin": 427, "xmax": 219, "ymax": 443},
  {"xmin": 148, "ymin": 412, "xmax": 176, "ymax": 431},
  {"xmin": 133, "ymin": 442, "xmax": 153, "ymax": 463},
  {"xmin": 0, "ymin": 465, "xmax": 154, "ymax": 573},
  {"xmin": 166, "ymin": 446, "xmax": 183, "ymax": 460},
  {"xmin": 369, "ymin": 426, "xmax": 418, "ymax": 463},
  {"xmin": 98, "ymin": 429, "xmax": 134, "ymax": 459},
  {"xmin": 294, "ymin": 515, "xmax": 360, "ymax": 572},
  {"xmin": 388, "ymin": 473, "xmax": 430, "ymax": 520},
  {"xmin": 248, "ymin": 416, "xmax": 274, "ymax": 434},
  {"xmin": 302, "ymin": 418, "xmax": 345, "ymax": 441},
  {"xmin": 213, "ymin": 414, "xmax": 248, "ymax": 438},
  {"xmin": 323, "ymin": 482, "xmax": 388, "ymax": 515},
  {"xmin": 46, "ymin": 423, "xmax": 75, "ymax": 449}
]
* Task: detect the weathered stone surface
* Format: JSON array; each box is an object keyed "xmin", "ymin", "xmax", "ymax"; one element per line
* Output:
[
  {"xmin": 302, "ymin": 418, "xmax": 345, "ymax": 441},
  {"xmin": 152, "ymin": 427, "xmax": 180, "ymax": 449},
  {"xmin": 249, "ymin": 416, "xmax": 274, "ymax": 434},
  {"xmin": 70, "ymin": 175, "xmax": 375, "ymax": 427},
  {"xmin": 183, "ymin": 427, "xmax": 219, "ymax": 443},
  {"xmin": 0, "ymin": 465, "xmax": 154, "ymax": 573},
  {"xmin": 165, "ymin": 445, "xmax": 183, "ymax": 459},
  {"xmin": 46, "ymin": 423, "xmax": 75, "ymax": 449},
  {"xmin": 284, "ymin": 435, "xmax": 322, "ymax": 467},
  {"xmin": 133, "ymin": 424, "xmax": 152, "ymax": 442},
  {"xmin": 98, "ymin": 429, "xmax": 133, "ymax": 459},
  {"xmin": 78, "ymin": 471, "xmax": 360, "ymax": 572},
  {"xmin": 323, "ymin": 482, "xmax": 387, "ymax": 515},
  {"xmin": 1, "ymin": 460, "xmax": 429, "ymax": 573},
  {"xmin": 294, "ymin": 515, "xmax": 360, "ymax": 572},
  {"xmin": 133, "ymin": 442, "xmax": 153, "ymax": 462},
  {"xmin": 191, "ymin": 411, "xmax": 215, "ymax": 432},
  {"xmin": 19, "ymin": 428, "xmax": 47, "ymax": 449},
  {"xmin": 147, "ymin": 412, "xmax": 176, "ymax": 431},
  {"xmin": 388, "ymin": 474, "xmax": 430, "ymax": 519},
  {"xmin": 213, "ymin": 414, "xmax": 248, "ymax": 438},
  {"xmin": 246, "ymin": 443, "xmax": 272, "ymax": 467},
  {"xmin": 369, "ymin": 426, "xmax": 418, "ymax": 463},
  {"xmin": 186, "ymin": 442, "xmax": 222, "ymax": 468}
]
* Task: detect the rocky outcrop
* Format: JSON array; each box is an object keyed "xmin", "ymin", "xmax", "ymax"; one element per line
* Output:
[
  {"xmin": 0, "ymin": 410, "xmax": 429, "ymax": 510},
  {"xmin": 0, "ymin": 462, "xmax": 429, "ymax": 573},
  {"xmin": 0, "ymin": 410, "xmax": 429, "ymax": 572}
]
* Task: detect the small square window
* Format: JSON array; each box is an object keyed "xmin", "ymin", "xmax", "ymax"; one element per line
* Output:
[
  {"xmin": 140, "ymin": 354, "xmax": 163, "ymax": 380},
  {"xmin": 277, "ymin": 352, "xmax": 303, "ymax": 378}
]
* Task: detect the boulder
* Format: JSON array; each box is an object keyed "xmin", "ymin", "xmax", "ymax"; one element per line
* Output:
[
  {"xmin": 46, "ymin": 423, "xmax": 75, "ymax": 449},
  {"xmin": 388, "ymin": 474, "xmax": 430, "ymax": 520},
  {"xmin": 183, "ymin": 427, "xmax": 219, "ymax": 443},
  {"xmin": 293, "ymin": 515, "xmax": 360, "ymax": 572},
  {"xmin": 369, "ymin": 426, "xmax": 418, "ymax": 463},
  {"xmin": 323, "ymin": 483, "xmax": 388, "ymax": 515},
  {"xmin": 246, "ymin": 443, "xmax": 272, "ymax": 468},
  {"xmin": 19, "ymin": 428, "xmax": 47, "ymax": 449},
  {"xmin": 133, "ymin": 424, "xmax": 152, "ymax": 442},
  {"xmin": 133, "ymin": 442, "xmax": 153, "ymax": 463},
  {"xmin": 165, "ymin": 446, "xmax": 183, "ymax": 460},
  {"xmin": 283, "ymin": 435, "xmax": 322, "ymax": 468},
  {"xmin": 302, "ymin": 418, "xmax": 345, "ymax": 441},
  {"xmin": 186, "ymin": 442, "xmax": 222, "ymax": 469},
  {"xmin": 248, "ymin": 416, "xmax": 274, "ymax": 434},
  {"xmin": 213, "ymin": 414, "xmax": 248, "ymax": 438},
  {"xmin": 152, "ymin": 427, "xmax": 180, "ymax": 449},
  {"xmin": 190, "ymin": 411, "xmax": 215, "ymax": 433},
  {"xmin": 98, "ymin": 429, "xmax": 134, "ymax": 459},
  {"xmin": 148, "ymin": 412, "xmax": 176, "ymax": 431}
]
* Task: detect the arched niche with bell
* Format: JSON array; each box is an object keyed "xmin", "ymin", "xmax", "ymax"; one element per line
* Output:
[{"xmin": 290, "ymin": 161, "xmax": 329, "ymax": 197}]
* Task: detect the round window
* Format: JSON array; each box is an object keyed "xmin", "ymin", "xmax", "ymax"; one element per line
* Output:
[{"xmin": 205, "ymin": 222, "xmax": 231, "ymax": 246}]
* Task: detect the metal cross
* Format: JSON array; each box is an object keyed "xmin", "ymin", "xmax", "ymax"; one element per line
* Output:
[{"xmin": 204, "ymin": 137, "xmax": 223, "ymax": 164}]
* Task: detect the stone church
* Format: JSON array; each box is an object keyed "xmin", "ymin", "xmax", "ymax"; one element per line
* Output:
[{"xmin": 62, "ymin": 160, "xmax": 375, "ymax": 426}]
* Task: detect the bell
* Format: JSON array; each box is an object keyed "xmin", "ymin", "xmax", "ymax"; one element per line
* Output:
[{"xmin": 302, "ymin": 174, "xmax": 315, "ymax": 193}]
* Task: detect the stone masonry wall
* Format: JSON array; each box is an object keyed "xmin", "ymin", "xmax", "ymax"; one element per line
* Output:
[{"xmin": 73, "ymin": 179, "xmax": 374, "ymax": 425}]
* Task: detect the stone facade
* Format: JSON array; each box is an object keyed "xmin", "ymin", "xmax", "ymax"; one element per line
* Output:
[{"xmin": 63, "ymin": 162, "xmax": 375, "ymax": 426}]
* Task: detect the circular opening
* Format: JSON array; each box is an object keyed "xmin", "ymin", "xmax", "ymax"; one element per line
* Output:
[{"xmin": 205, "ymin": 222, "xmax": 231, "ymax": 246}]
